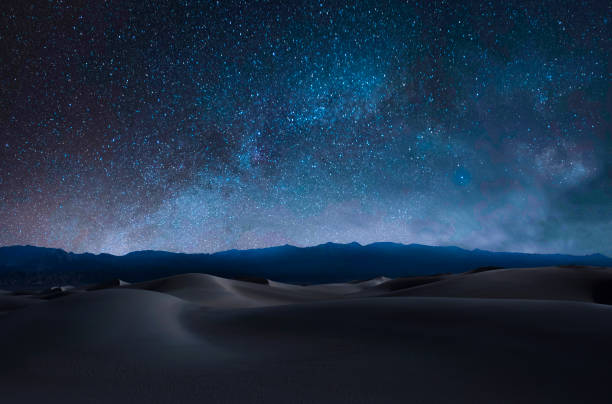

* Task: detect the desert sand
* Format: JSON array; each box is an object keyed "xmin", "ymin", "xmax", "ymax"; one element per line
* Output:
[{"xmin": 1, "ymin": 266, "xmax": 612, "ymax": 403}]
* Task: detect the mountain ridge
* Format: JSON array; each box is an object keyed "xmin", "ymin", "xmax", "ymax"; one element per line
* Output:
[
  {"xmin": 1, "ymin": 242, "xmax": 611, "ymax": 289},
  {"xmin": 0, "ymin": 242, "xmax": 612, "ymax": 289},
  {"xmin": 3, "ymin": 241, "xmax": 609, "ymax": 259}
]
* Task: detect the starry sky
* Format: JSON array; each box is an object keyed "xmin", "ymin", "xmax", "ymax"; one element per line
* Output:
[{"xmin": 1, "ymin": 0, "xmax": 610, "ymax": 256}]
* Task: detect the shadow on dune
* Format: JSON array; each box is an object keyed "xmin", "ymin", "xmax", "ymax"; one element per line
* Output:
[{"xmin": 592, "ymin": 279, "xmax": 612, "ymax": 305}]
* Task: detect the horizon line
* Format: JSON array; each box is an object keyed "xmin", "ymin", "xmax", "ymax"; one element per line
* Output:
[{"xmin": 0, "ymin": 241, "xmax": 610, "ymax": 260}]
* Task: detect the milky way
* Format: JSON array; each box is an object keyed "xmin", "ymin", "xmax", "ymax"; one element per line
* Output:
[{"xmin": 1, "ymin": 0, "xmax": 610, "ymax": 255}]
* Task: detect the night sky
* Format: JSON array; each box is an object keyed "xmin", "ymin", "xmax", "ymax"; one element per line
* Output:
[{"xmin": 1, "ymin": 0, "xmax": 610, "ymax": 256}]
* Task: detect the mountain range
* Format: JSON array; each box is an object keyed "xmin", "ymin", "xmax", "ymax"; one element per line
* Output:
[{"xmin": 1, "ymin": 242, "xmax": 611, "ymax": 289}]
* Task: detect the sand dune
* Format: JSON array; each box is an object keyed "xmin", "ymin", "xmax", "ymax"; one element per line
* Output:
[
  {"xmin": 1, "ymin": 266, "xmax": 612, "ymax": 403},
  {"xmin": 128, "ymin": 273, "xmax": 348, "ymax": 308},
  {"xmin": 370, "ymin": 266, "xmax": 612, "ymax": 303}
]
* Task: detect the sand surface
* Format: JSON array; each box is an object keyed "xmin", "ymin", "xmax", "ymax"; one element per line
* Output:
[{"xmin": 1, "ymin": 266, "xmax": 612, "ymax": 403}]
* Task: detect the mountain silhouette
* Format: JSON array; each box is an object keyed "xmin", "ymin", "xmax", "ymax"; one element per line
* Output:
[{"xmin": 1, "ymin": 242, "xmax": 611, "ymax": 289}]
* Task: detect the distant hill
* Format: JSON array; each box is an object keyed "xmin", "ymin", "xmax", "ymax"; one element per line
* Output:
[{"xmin": 1, "ymin": 242, "xmax": 611, "ymax": 289}]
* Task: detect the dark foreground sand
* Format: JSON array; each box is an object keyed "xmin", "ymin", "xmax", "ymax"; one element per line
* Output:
[{"xmin": 1, "ymin": 266, "xmax": 612, "ymax": 403}]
